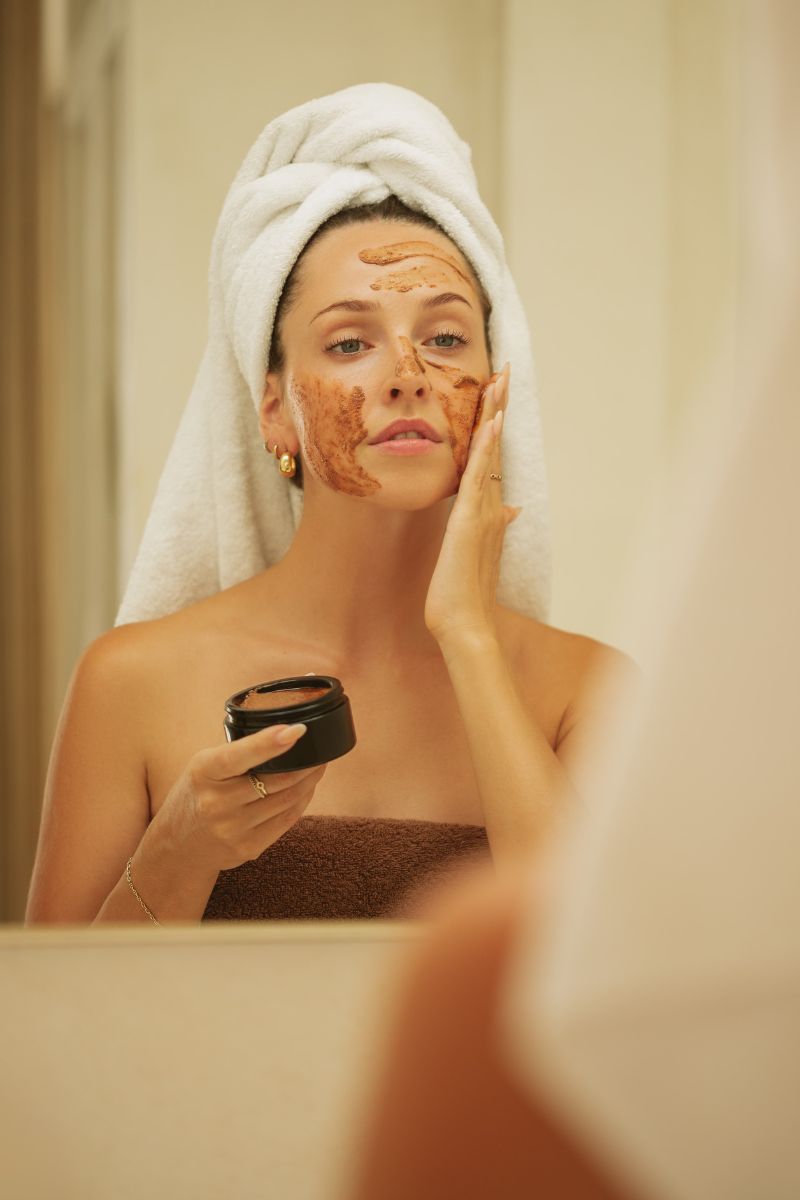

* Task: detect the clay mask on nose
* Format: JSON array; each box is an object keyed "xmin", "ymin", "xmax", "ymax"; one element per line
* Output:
[
  {"xmin": 394, "ymin": 337, "xmax": 426, "ymax": 379},
  {"xmin": 388, "ymin": 330, "xmax": 487, "ymax": 485}
]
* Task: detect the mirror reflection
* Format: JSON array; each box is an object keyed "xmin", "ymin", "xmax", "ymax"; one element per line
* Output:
[{"xmin": 2, "ymin": 0, "xmax": 741, "ymax": 925}]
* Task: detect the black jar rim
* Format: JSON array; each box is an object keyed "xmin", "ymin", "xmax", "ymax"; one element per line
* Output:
[{"xmin": 224, "ymin": 675, "xmax": 343, "ymax": 729}]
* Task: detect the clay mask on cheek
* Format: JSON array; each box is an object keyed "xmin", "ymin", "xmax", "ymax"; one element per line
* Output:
[
  {"xmin": 392, "ymin": 334, "xmax": 487, "ymax": 487},
  {"xmin": 436, "ymin": 365, "xmax": 488, "ymax": 484},
  {"xmin": 290, "ymin": 373, "xmax": 381, "ymax": 497}
]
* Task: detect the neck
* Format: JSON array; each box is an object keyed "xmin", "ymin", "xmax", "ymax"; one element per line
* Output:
[{"xmin": 253, "ymin": 483, "xmax": 453, "ymax": 670}]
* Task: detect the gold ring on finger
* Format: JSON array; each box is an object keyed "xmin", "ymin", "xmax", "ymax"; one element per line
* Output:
[
  {"xmin": 489, "ymin": 472, "xmax": 503, "ymax": 481},
  {"xmin": 248, "ymin": 772, "xmax": 269, "ymax": 797}
]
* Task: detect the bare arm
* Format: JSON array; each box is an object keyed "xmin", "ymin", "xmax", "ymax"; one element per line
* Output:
[
  {"xmin": 25, "ymin": 626, "xmax": 217, "ymax": 923},
  {"xmin": 438, "ymin": 629, "xmax": 643, "ymax": 867},
  {"xmin": 26, "ymin": 625, "xmax": 322, "ymax": 924}
]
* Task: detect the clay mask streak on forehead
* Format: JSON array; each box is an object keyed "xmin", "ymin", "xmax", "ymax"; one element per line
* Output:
[
  {"xmin": 368, "ymin": 262, "xmax": 450, "ymax": 293},
  {"xmin": 358, "ymin": 240, "xmax": 472, "ymax": 293}
]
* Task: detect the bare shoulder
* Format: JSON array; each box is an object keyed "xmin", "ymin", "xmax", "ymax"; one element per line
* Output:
[
  {"xmin": 74, "ymin": 620, "xmax": 161, "ymax": 691},
  {"xmin": 77, "ymin": 583, "xmax": 278, "ymax": 737},
  {"xmin": 500, "ymin": 605, "xmax": 639, "ymax": 678},
  {"xmin": 81, "ymin": 613, "xmax": 184, "ymax": 686},
  {"xmin": 91, "ymin": 588, "xmax": 240, "ymax": 678},
  {"xmin": 496, "ymin": 606, "xmax": 643, "ymax": 739}
]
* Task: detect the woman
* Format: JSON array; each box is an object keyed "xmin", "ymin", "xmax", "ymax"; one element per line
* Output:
[{"xmin": 25, "ymin": 87, "xmax": 638, "ymax": 924}]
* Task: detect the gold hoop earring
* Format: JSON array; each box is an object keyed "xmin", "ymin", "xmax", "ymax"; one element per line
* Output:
[{"xmin": 263, "ymin": 440, "xmax": 297, "ymax": 478}]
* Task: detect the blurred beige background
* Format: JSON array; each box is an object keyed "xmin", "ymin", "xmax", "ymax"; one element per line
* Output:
[{"xmin": 1, "ymin": 0, "xmax": 742, "ymax": 921}]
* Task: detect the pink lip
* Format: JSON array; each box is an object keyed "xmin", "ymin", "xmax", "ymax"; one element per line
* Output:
[
  {"xmin": 371, "ymin": 438, "xmax": 439, "ymax": 457},
  {"xmin": 367, "ymin": 418, "xmax": 443, "ymax": 445}
]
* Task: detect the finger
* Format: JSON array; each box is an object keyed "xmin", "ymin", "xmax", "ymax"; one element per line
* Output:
[
  {"xmin": 243, "ymin": 765, "xmax": 325, "ymax": 824},
  {"xmin": 247, "ymin": 761, "xmax": 327, "ymax": 800},
  {"xmin": 469, "ymin": 375, "xmax": 499, "ymax": 446},
  {"xmin": 498, "ymin": 361, "xmax": 510, "ymax": 410},
  {"xmin": 490, "ymin": 404, "xmax": 503, "ymax": 477},
  {"xmin": 468, "ymin": 379, "xmax": 499, "ymax": 462},
  {"xmin": 250, "ymin": 787, "xmax": 317, "ymax": 843},
  {"xmin": 486, "ymin": 365, "xmax": 510, "ymax": 491},
  {"xmin": 491, "ymin": 364, "xmax": 509, "ymax": 463},
  {"xmin": 198, "ymin": 723, "xmax": 308, "ymax": 782},
  {"xmin": 475, "ymin": 366, "xmax": 508, "ymax": 463},
  {"xmin": 459, "ymin": 404, "xmax": 499, "ymax": 505}
]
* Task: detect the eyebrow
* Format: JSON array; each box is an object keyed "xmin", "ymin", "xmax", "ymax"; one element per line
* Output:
[{"xmin": 310, "ymin": 290, "xmax": 473, "ymax": 324}]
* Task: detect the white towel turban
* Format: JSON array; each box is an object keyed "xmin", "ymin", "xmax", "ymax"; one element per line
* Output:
[{"xmin": 114, "ymin": 81, "xmax": 552, "ymax": 627}]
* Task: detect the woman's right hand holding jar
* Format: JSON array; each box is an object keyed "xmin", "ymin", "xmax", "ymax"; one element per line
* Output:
[
  {"xmin": 97, "ymin": 723, "xmax": 328, "ymax": 924},
  {"xmin": 155, "ymin": 723, "xmax": 326, "ymax": 873}
]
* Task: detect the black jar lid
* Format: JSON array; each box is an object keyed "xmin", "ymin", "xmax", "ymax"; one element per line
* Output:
[
  {"xmin": 223, "ymin": 675, "xmax": 355, "ymax": 772},
  {"xmin": 224, "ymin": 675, "xmax": 344, "ymax": 729}
]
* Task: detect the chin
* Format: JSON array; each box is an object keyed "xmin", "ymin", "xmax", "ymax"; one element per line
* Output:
[{"xmin": 369, "ymin": 477, "xmax": 458, "ymax": 512}]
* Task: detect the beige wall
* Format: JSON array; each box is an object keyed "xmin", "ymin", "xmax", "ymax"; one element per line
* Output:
[
  {"xmin": 505, "ymin": 0, "xmax": 672, "ymax": 639},
  {"xmin": 113, "ymin": 0, "xmax": 741, "ymax": 655},
  {"xmin": 504, "ymin": 0, "xmax": 740, "ymax": 639}
]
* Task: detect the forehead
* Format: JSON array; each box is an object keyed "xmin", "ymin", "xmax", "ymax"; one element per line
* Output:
[{"xmin": 298, "ymin": 219, "xmax": 479, "ymax": 297}]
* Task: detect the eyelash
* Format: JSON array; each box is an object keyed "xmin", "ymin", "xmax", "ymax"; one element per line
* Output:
[{"xmin": 324, "ymin": 327, "xmax": 472, "ymax": 355}]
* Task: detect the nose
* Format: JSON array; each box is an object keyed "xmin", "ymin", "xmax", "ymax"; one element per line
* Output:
[{"xmin": 388, "ymin": 336, "xmax": 430, "ymax": 401}]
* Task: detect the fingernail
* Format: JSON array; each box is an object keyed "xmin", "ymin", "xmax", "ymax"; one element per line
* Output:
[
  {"xmin": 276, "ymin": 723, "xmax": 307, "ymax": 744},
  {"xmin": 493, "ymin": 409, "xmax": 504, "ymax": 434}
]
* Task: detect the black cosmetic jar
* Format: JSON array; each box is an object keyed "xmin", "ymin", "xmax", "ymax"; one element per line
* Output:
[{"xmin": 223, "ymin": 675, "xmax": 356, "ymax": 773}]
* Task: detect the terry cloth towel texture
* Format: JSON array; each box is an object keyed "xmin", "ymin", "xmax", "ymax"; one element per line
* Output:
[
  {"xmin": 201, "ymin": 815, "xmax": 492, "ymax": 921},
  {"xmin": 114, "ymin": 81, "xmax": 552, "ymax": 627}
]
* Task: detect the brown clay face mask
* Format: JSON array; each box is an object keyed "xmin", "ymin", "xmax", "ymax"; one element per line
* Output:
[
  {"xmin": 292, "ymin": 238, "xmax": 489, "ymax": 496},
  {"xmin": 291, "ymin": 375, "xmax": 381, "ymax": 497},
  {"xmin": 391, "ymin": 333, "xmax": 485, "ymax": 482},
  {"xmin": 358, "ymin": 239, "xmax": 472, "ymax": 293}
]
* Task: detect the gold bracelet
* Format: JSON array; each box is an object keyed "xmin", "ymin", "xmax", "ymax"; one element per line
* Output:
[{"xmin": 126, "ymin": 856, "xmax": 162, "ymax": 926}]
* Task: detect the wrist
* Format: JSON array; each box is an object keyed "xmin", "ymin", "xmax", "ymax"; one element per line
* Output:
[
  {"xmin": 145, "ymin": 804, "xmax": 221, "ymax": 880},
  {"xmin": 136, "ymin": 816, "xmax": 221, "ymax": 915},
  {"xmin": 435, "ymin": 622, "xmax": 501, "ymax": 660}
]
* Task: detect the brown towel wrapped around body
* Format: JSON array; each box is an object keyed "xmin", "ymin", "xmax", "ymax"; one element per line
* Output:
[{"xmin": 202, "ymin": 815, "xmax": 492, "ymax": 921}]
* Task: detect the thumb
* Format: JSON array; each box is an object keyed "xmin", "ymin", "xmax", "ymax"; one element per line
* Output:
[{"xmin": 505, "ymin": 505, "xmax": 523, "ymax": 524}]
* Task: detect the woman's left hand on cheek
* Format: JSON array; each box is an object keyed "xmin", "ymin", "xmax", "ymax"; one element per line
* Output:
[{"xmin": 424, "ymin": 361, "xmax": 522, "ymax": 644}]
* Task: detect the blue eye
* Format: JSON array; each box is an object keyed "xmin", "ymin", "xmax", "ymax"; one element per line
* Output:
[
  {"xmin": 324, "ymin": 328, "xmax": 471, "ymax": 356},
  {"xmin": 431, "ymin": 331, "xmax": 466, "ymax": 348},
  {"xmin": 326, "ymin": 336, "xmax": 364, "ymax": 355}
]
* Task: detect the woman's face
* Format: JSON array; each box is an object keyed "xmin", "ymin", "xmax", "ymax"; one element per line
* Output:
[{"xmin": 266, "ymin": 219, "xmax": 493, "ymax": 507}]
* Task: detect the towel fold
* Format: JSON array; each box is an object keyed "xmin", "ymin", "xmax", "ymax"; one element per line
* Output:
[
  {"xmin": 115, "ymin": 82, "xmax": 552, "ymax": 627},
  {"xmin": 201, "ymin": 814, "xmax": 492, "ymax": 921}
]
